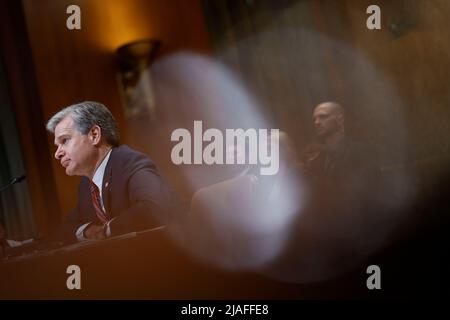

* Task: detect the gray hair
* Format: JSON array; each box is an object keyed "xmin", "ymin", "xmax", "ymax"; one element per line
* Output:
[{"xmin": 46, "ymin": 101, "xmax": 120, "ymax": 147}]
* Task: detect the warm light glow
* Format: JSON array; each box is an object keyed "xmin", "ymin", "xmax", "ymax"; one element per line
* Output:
[{"xmin": 89, "ymin": 0, "xmax": 158, "ymax": 53}]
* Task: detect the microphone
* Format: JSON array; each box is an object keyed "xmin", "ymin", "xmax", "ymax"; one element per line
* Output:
[
  {"xmin": 0, "ymin": 174, "xmax": 26, "ymax": 193},
  {"xmin": 10, "ymin": 174, "xmax": 26, "ymax": 185}
]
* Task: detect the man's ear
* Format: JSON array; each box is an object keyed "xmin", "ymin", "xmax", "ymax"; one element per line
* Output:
[{"xmin": 89, "ymin": 125, "xmax": 102, "ymax": 145}]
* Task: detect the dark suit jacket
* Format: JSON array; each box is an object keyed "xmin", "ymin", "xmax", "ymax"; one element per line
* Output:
[{"xmin": 58, "ymin": 145, "xmax": 179, "ymax": 244}]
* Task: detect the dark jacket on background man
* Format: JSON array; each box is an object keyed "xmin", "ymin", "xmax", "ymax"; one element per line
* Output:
[{"xmin": 58, "ymin": 145, "xmax": 180, "ymax": 244}]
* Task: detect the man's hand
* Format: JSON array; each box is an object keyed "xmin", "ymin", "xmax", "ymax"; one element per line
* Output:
[{"xmin": 83, "ymin": 224, "xmax": 106, "ymax": 240}]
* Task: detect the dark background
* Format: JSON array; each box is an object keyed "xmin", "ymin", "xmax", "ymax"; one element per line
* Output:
[{"xmin": 0, "ymin": 0, "xmax": 448, "ymax": 298}]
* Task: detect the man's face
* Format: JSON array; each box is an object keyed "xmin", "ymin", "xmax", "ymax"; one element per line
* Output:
[
  {"xmin": 54, "ymin": 116, "xmax": 96, "ymax": 177},
  {"xmin": 313, "ymin": 104, "xmax": 344, "ymax": 138}
]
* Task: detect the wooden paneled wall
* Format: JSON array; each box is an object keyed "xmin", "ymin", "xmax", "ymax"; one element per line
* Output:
[
  {"xmin": 3, "ymin": 0, "xmax": 211, "ymax": 232},
  {"xmin": 3, "ymin": 0, "xmax": 450, "ymax": 234},
  {"xmin": 202, "ymin": 0, "xmax": 450, "ymax": 166}
]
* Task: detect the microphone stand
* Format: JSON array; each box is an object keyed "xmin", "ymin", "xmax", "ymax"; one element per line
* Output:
[
  {"xmin": 0, "ymin": 174, "xmax": 26, "ymax": 259},
  {"xmin": 0, "ymin": 174, "xmax": 26, "ymax": 193}
]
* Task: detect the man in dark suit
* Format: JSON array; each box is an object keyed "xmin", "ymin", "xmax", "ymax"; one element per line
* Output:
[
  {"xmin": 300, "ymin": 101, "xmax": 380, "ymax": 193},
  {"xmin": 46, "ymin": 101, "xmax": 178, "ymax": 244},
  {"xmin": 276, "ymin": 101, "xmax": 383, "ymax": 282}
]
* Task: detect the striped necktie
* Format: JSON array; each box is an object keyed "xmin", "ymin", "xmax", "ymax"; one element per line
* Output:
[{"xmin": 89, "ymin": 181, "xmax": 109, "ymax": 224}]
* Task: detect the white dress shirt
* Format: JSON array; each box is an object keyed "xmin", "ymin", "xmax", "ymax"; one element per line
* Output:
[{"xmin": 75, "ymin": 149, "xmax": 114, "ymax": 241}]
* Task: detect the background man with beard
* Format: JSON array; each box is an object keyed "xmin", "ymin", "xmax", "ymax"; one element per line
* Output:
[
  {"xmin": 268, "ymin": 101, "xmax": 383, "ymax": 283},
  {"xmin": 302, "ymin": 101, "xmax": 369, "ymax": 179}
]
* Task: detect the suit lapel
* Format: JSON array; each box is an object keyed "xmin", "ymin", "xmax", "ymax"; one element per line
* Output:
[{"xmin": 102, "ymin": 149, "xmax": 114, "ymax": 216}]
